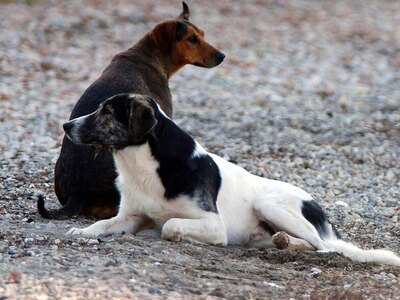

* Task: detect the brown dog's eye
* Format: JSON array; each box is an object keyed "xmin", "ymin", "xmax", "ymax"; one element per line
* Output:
[{"xmin": 188, "ymin": 36, "xmax": 198, "ymax": 44}]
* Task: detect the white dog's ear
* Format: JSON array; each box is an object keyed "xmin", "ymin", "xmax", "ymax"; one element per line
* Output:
[
  {"xmin": 129, "ymin": 97, "xmax": 157, "ymax": 143},
  {"xmin": 177, "ymin": 1, "xmax": 190, "ymax": 20}
]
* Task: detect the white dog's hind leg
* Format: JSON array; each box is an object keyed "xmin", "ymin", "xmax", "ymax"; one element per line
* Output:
[
  {"xmin": 161, "ymin": 213, "xmax": 228, "ymax": 246},
  {"xmin": 67, "ymin": 214, "xmax": 146, "ymax": 237},
  {"xmin": 253, "ymin": 200, "xmax": 332, "ymax": 251}
]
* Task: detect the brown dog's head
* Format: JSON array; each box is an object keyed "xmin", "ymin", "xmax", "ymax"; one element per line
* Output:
[{"xmin": 150, "ymin": 2, "xmax": 225, "ymax": 74}]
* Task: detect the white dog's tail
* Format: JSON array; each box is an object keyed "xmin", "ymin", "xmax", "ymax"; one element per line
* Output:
[
  {"xmin": 301, "ymin": 200, "xmax": 400, "ymax": 266},
  {"xmin": 323, "ymin": 237, "xmax": 400, "ymax": 266}
]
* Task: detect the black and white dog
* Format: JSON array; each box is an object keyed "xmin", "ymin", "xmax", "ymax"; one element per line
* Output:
[{"xmin": 65, "ymin": 93, "xmax": 400, "ymax": 266}]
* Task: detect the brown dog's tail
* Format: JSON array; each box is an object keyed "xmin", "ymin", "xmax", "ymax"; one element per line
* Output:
[{"xmin": 37, "ymin": 195, "xmax": 86, "ymax": 219}]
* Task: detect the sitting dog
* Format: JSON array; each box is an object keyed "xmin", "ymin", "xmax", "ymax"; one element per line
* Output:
[
  {"xmin": 38, "ymin": 2, "xmax": 225, "ymax": 219},
  {"xmin": 64, "ymin": 93, "xmax": 400, "ymax": 266}
]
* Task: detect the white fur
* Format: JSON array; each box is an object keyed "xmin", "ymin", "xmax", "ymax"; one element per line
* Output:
[
  {"xmin": 191, "ymin": 141, "xmax": 208, "ymax": 158},
  {"xmin": 154, "ymin": 101, "xmax": 170, "ymax": 119},
  {"xmin": 68, "ymin": 143, "xmax": 227, "ymax": 245},
  {"xmin": 68, "ymin": 140, "xmax": 400, "ymax": 266}
]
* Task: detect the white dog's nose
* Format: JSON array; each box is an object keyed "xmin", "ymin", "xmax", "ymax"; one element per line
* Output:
[{"xmin": 63, "ymin": 121, "xmax": 74, "ymax": 133}]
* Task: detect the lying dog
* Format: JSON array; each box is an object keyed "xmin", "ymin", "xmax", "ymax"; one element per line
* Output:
[
  {"xmin": 64, "ymin": 93, "xmax": 400, "ymax": 266},
  {"xmin": 38, "ymin": 2, "xmax": 225, "ymax": 219}
]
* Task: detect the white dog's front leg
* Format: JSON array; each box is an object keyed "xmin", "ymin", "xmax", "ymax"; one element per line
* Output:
[
  {"xmin": 161, "ymin": 213, "xmax": 228, "ymax": 246},
  {"xmin": 67, "ymin": 214, "xmax": 145, "ymax": 237}
]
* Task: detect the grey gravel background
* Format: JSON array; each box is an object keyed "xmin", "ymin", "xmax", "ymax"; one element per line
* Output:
[{"xmin": 0, "ymin": 0, "xmax": 399, "ymax": 299}]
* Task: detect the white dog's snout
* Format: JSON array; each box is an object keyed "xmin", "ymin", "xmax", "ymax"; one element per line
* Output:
[{"xmin": 64, "ymin": 115, "xmax": 87, "ymax": 144}]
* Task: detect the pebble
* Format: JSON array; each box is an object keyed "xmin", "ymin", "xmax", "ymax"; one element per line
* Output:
[
  {"xmin": 45, "ymin": 222, "xmax": 57, "ymax": 230},
  {"xmin": 263, "ymin": 282, "xmax": 285, "ymax": 289},
  {"xmin": 148, "ymin": 287, "xmax": 160, "ymax": 294},
  {"xmin": 24, "ymin": 238, "xmax": 34, "ymax": 245},
  {"xmin": 8, "ymin": 248, "xmax": 18, "ymax": 255},
  {"xmin": 117, "ymin": 234, "xmax": 136, "ymax": 244},
  {"xmin": 308, "ymin": 267, "xmax": 322, "ymax": 278},
  {"xmin": 335, "ymin": 201, "xmax": 348, "ymax": 207},
  {"xmin": 104, "ymin": 260, "xmax": 120, "ymax": 267}
]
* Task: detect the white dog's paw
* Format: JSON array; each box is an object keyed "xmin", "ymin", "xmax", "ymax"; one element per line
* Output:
[
  {"xmin": 67, "ymin": 227, "xmax": 89, "ymax": 236},
  {"xmin": 67, "ymin": 227, "xmax": 83, "ymax": 235},
  {"xmin": 161, "ymin": 219, "xmax": 184, "ymax": 242},
  {"xmin": 317, "ymin": 249, "xmax": 332, "ymax": 253},
  {"xmin": 271, "ymin": 231, "xmax": 290, "ymax": 249}
]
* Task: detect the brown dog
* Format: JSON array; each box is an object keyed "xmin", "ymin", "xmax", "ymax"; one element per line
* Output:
[{"xmin": 38, "ymin": 2, "xmax": 225, "ymax": 219}]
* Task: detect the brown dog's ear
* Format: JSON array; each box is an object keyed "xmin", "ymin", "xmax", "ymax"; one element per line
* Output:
[
  {"xmin": 177, "ymin": 1, "xmax": 190, "ymax": 20},
  {"xmin": 129, "ymin": 98, "xmax": 157, "ymax": 144},
  {"xmin": 150, "ymin": 22, "xmax": 175, "ymax": 54},
  {"xmin": 150, "ymin": 21, "xmax": 187, "ymax": 53}
]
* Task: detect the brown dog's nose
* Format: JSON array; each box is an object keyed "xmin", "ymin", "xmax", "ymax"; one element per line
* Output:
[
  {"xmin": 63, "ymin": 121, "xmax": 74, "ymax": 133},
  {"xmin": 215, "ymin": 51, "xmax": 225, "ymax": 64}
]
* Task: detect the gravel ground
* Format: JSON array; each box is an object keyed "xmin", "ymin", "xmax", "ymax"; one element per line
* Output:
[{"xmin": 1, "ymin": 0, "xmax": 400, "ymax": 299}]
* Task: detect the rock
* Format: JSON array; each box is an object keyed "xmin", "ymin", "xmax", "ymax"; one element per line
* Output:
[
  {"xmin": 308, "ymin": 267, "xmax": 322, "ymax": 278},
  {"xmin": 335, "ymin": 201, "xmax": 349, "ymax": 207},
  {"xmin": 45, "ymin": 222, "xmax": 56, "ymax": 230},
  {"xmin": 7, "ymin": 270, "xmax": 22, "ymax": 284},
  {"xmin": 263, "ymin": 282, "xmax": 285, "ymax": 289},
  {"xmin": 148, "ymin": 287, "xmax": 160, "ymax": 295}
]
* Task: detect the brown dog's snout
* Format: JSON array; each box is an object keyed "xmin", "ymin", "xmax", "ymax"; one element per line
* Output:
[{"xmin": 215, "ymin": 51, "xmax": 225, "ymax": 65}]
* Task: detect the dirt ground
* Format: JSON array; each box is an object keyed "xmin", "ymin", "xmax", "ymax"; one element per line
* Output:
[{"xmin": 1, "ymin": 0, "xmax": 399, "ymax": 299}]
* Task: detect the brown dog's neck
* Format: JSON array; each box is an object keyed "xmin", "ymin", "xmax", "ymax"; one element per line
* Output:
[{"xmin": 117, "ymin": 34, "xmax": 182, "ymax": 80}]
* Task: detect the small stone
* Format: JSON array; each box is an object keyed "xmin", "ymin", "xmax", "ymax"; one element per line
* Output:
[
  {"xmin": 148, "ymin": 287, "xmax": 160, "ymax": 294},
  {"xmin": 88, "ymin": 239, "xmax": 99, "ymax": 244},
  {"xmin": 24, "ymin": 238, "xmax": 34, "ymax": 245},
  {"xmin": 8, "ymin": 248, "xmax": 17, "ymax": 255},
  {"xmin": 209, "ymin": 287, "xmax": 225, "ymax": 298},
  {"xmin": 104, "ymin": 260, "xmax": 120, "ymax": 267},
  {"xmin": 45, "ymin": 222, "xmax": 56, "ymax": 230},
  {"xmin": 263, "ymin": 282, "xmax": 285, "ymax": 289},
  {"xmin": 335, "ymin": 201, "xmax": 349, "ymax": 207},
  {"xmin": 77, "ymin": 237, "xmax": 87, "ymax": 244},
  {"xmin": 117, "ymin": 234, "xmax": 135, "ymax": 244},
  {"xmin": 7, "ymin": 270, "xmax": 22, "ymax": 284},
  {"xmin": 25, "ymin": 251, "xmax": 35, "ymax": 257},
  {"xmin": 308, "ymin": 267, "xmax": 322, "ymax": 278}
]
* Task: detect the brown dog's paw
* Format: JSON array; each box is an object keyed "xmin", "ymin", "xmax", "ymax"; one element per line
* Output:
[{"xmin": 272, "ymin": 231, "xmax": 290, "ymax": 250}]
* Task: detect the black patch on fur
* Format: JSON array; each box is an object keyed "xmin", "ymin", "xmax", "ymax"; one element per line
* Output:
[
  {"xmin": 301, "ymin": 200, "xmax": 330, "ymax": 237},
  {"xmin": 148, "ymin": 101, "xmax": 221, "ymax": 213}
]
